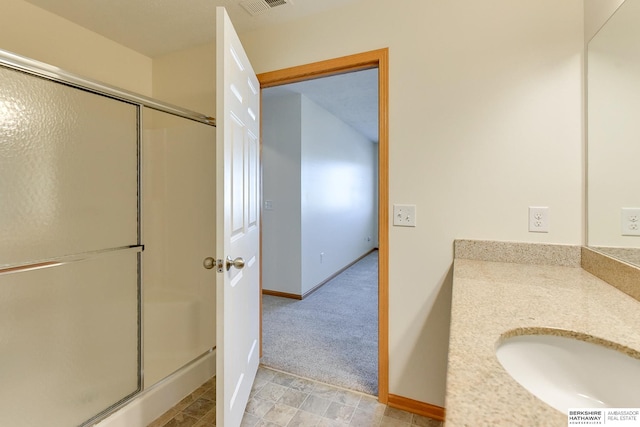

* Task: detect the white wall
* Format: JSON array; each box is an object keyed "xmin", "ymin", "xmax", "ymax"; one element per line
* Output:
[
  {"xmin": 152, "ymin": 42, "xmax": 216, "ymax": 116},
  {"xmin": 241, "ymin": 0, "xmax": 584, "ymax": 406},
  {"xmin": 262, "ymin": 92, "xmax": 377, "ymax": 296},
  {"xmin": 587, "ymin": 0, "xmax": 640, "ymax": 247},
  {"xmin": 0, "ymin": 0, "xmax": 218, "ymax": 109},
  {"xmin": 0, "ymin": 0, "xmax": 587, "ymax": 409},
  {"xmin": 262, "ymin": 93, "xmax": 303, "ymax": 295},
  {"xmin": 0, "ymin": 0, "xmax": 152, "ymax": 95},
  {"xmin": 584, "ymin": 0, "xmax": 626, "ymax": 42},
  {"xmin": 300, "ymin": 95, "xmax": 377, "ymax": 294}
]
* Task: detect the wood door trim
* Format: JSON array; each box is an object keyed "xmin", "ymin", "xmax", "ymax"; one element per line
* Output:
[
  {"xmin": 262, "ymin": 289, "xmax": 303, "ymax": 300},
  {"xmin": 387, "ymin": 394, "xmax": 446, "ymax": 421},
  {"xmin": 258, "ymin": 49, "xmax": 385, "ymax": 88},
  {"xmin": 257, "ymin": 48, "xmax": 390, "ymax": 403}
]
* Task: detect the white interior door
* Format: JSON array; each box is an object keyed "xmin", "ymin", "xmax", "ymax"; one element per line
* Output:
[{"xmin": 215, "ymin": 7, "xmax": 261, "ymax": 427}]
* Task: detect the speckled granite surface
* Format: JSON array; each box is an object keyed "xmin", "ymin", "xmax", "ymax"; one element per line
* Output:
[
  {"xmin": 445, "ymin": 258, "xmax": 640, "ymax": 427},
  {"xmin": 454, "ymin": 240, "xmax": 581, "ymax": 267},
  {"xmin": 582, "ymin": 247, "xmax": 640, "ymax": 302},
  {"xmin": 590, "ymin": 246, "xmax": 640, "ymax": 268}
]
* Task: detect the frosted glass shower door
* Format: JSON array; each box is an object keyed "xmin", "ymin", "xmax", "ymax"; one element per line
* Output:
[
  {"xmin": 142, "ymin": 108, "xmax": 216, "ymax": 387},
  {"xmin": 0, "ymin": 250, "xmax": 140, "ymax": 427},
  {"xmin": 0, "ymin": 67, "xmax": 138, "ymax": 266},
  {"xmin": 0, "ymin": 64, "xmax": 140, "ymax": 426}
]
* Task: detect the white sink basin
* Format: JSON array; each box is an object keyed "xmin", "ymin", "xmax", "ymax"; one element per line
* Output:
[{"xmin": 496, "ymin": 333, "xmax": 640, "ymax": 413}]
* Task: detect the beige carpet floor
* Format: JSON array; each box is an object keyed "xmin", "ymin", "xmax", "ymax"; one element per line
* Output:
[{"xmin": 261, "ymin": 250, "xmax": 378, "ymax": 395}]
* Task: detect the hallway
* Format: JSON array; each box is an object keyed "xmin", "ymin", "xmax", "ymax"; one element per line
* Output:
[{"xmin": 261, "ymin": 251, "xmax": 378, "ymax": 395}]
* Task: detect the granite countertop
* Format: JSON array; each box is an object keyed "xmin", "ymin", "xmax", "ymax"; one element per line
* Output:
[{"xmin": 445, "ymin": 257, "xmax": 640, "ymax": 426}]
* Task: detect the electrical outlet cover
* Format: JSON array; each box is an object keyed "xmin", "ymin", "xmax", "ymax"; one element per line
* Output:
[
  {"xmin": 621, "ymin": 208, "xmax": 640, "ymax": 236},
  {"xmin": 528, "ymin": 206, "xmax": 549, "ymax": 233}
]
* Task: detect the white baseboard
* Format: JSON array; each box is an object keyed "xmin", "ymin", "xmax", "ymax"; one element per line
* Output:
[{"xmin": 94, "ymin": 350, "xmax": 216, "ymax": 427}]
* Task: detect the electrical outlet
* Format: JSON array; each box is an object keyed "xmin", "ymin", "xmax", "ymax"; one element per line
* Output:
[
  {"xmin": 393, "ymin": 204, "xmax": 416, "ymax": 227},
  {"xmin": 528, "ymin": 207, "xmax": 549, "ymax": 233},
  {"xmin": 621, "ymin": 208, "xmax": 640, "ymax": 236}
]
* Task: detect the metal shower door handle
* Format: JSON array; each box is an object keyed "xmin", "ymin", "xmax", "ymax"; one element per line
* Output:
[{"xmin": 226, "ymin": 256, "xmax": 245, "ymax": 271}]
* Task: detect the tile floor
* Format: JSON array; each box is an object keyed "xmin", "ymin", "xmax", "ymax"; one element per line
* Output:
[{"xmin": 148, "ymin": 366, "xmax": 444, "ymax": 427}]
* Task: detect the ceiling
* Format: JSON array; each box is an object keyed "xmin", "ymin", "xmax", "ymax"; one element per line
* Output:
[
  {"xmin": 21, "ymin": 0, "xmax": 376, "ymax": 142},
  {"xmin": 264, "ymin": 69, "xmax": 379, "ymax": 143},
  {"xmin": 22, "ymin": 0, "xmax": 361, "ymax": 57}
]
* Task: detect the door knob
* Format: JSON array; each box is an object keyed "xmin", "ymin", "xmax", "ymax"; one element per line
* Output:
[
  {"xmin": 203, "ymin": 257, "xmax": 215, "ymax": 270},
  {"xmin": 226, "ymin": 256, "xmax": 245, "ymax": 271}
]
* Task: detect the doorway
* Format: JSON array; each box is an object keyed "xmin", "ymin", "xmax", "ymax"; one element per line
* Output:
[{"xmin": 258, "ymin": 48, "xmax": 389, "ymax": 403}]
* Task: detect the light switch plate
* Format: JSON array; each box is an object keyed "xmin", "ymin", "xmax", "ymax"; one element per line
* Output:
[{"xmin": 393, "ymin": 204, "xmax": 416, "ymax": 227}]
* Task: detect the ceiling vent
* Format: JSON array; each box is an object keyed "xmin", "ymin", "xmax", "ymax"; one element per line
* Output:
[{"xmin": 240, "ymin": 0, "xmax": 293, "ymax": 16}]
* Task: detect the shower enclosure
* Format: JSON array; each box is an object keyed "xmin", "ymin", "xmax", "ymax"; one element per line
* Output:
[
  {"xmin": 142, "ymin": 108, "xmax": 216, "ymax": 388},
  {"xmin": 0, "ymin": 50, "xmax": 216, "ymax": 426}
]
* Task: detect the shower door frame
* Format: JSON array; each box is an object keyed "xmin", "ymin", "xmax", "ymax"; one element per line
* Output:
[
  {"xmin": 0, "ymin": 50, "xmax": 214, "ymax": 127},
  {"xmin": 0, "ymin": 48, "xmax": 216, "ymax": 426}
]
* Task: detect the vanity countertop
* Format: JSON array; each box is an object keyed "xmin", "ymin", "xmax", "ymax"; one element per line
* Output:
[{"xmin": 445, "ymin": 258, "xmax": 640, "ymax": 426}]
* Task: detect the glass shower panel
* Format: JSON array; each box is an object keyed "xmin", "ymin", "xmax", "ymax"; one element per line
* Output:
[
  {"xmin": 143, "ymin": 108, "xmax": 216, "ymax": 387},
  {"xmin": 0, "ymin": 250, "xmax": 140, "ymax": 427},
  {"xmin": 0, "ymin": 65, "xmax": 138, "ymax": 268},
  {"xmin": 0, "ymin": 61, "xmax": 140, "ymax": 425}
]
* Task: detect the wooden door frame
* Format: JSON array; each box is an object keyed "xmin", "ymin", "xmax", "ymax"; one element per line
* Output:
[{"xmin": 257, "ymin": 48, "xmax": 389, "ymax": 403}]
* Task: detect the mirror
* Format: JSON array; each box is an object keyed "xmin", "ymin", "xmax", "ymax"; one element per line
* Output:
[{"xmin": 588, "ymin": 0, "xmax": 640, "ymax": 267}]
